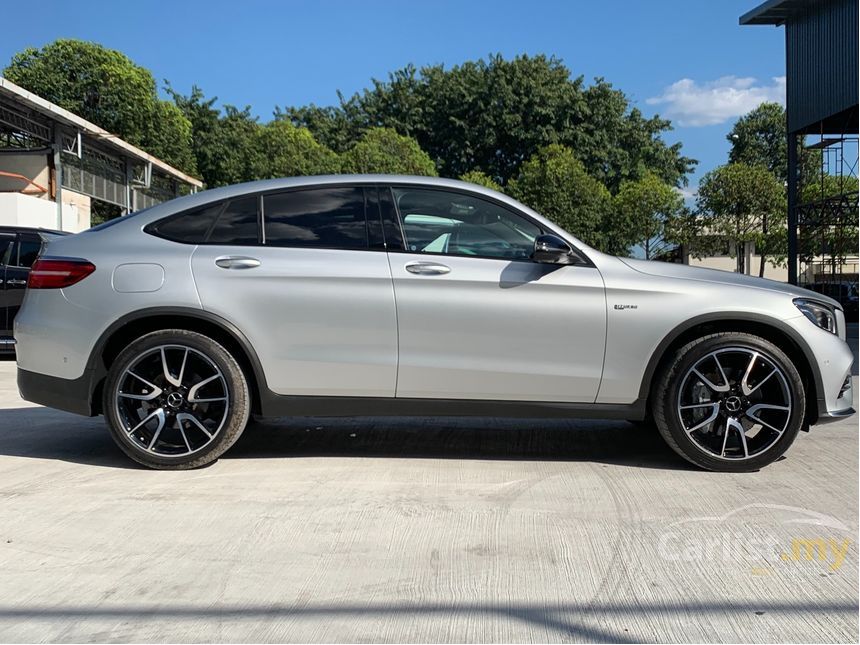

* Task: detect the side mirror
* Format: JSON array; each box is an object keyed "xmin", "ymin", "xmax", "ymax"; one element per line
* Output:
[{"xmin": 532, "ymin": 234, "xmax": 575, "ymax": 264}]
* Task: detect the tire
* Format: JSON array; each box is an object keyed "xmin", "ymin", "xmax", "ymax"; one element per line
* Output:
[
  {"xmin": 103, "ymin": 329, "xmax": 251, "ymax": 469},
  {"xmin": 652, "ymin": 332, "xmax": 805, "ymax": 472}
]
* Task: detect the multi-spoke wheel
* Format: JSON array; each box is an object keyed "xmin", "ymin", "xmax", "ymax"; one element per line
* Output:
[
  {"xmin": 652, "ymin": 332, "xmax": 805, "ymax": 472},
  {"xmin": 103, "ymin": 329, "xmax": 250, "ymax": 469}
]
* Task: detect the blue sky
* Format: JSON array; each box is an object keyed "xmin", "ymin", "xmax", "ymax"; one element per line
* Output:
[{"xmin": 1, "ymin": 0, "xmax": 786, "ymax": 193}]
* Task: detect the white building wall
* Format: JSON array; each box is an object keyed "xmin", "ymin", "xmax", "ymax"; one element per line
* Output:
[{"xmin": 0, "ymin": 192, "xmax": 90, "ymax": 233}]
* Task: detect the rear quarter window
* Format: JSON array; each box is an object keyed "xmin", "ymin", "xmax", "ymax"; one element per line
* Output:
[{"xmin": 146, "ymin": 197, "xmax": 261, "ymax": 245}]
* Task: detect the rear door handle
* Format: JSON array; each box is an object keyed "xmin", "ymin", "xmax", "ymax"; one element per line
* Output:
[
  {"xmin": 215, "ymin": 256, "xmax": 261, "ymax": 270},
  {"xmin": 405, "ymin": 261, "xmax": 451, "ymax": 276}
]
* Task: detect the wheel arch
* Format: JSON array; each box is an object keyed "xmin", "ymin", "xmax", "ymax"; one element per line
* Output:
[
  {"xmin": 87, "ymin": 307, "xmax": 267, "ymax": 415},
  {"xmin": 640, "ymin": 313, "xmax": 822, "ymax": 426}
]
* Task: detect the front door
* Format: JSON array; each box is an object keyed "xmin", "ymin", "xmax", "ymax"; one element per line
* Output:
[
  {"xmin": 191, "ymin": 186, "xmax": 398, "ymax": 398},
  {"xmin": 384, "ymin": 185, "xmax": 607, "ymax": 403}
]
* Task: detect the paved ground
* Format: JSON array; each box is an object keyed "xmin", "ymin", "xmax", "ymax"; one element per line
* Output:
[{"xmin": 0, "ymin": 336, "xmax": 857, "ymax": 643}]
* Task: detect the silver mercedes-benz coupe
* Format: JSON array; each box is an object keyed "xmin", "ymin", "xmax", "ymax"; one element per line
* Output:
[{"xmin": 14, "ymin": 175, "xmax": 855, "ymax": 471}]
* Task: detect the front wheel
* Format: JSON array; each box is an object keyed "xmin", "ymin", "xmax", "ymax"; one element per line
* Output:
[
  {"xmin": 103, "ymin": 329, "xmax": 251, "ymax": 469},
  {"xmin": 652, "ymin": 332, "xmax": 805, "ymax": 472}
]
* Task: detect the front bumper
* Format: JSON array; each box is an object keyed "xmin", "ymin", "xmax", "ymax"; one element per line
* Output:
[
  {"xmin": 17, "ymin": 367, "xmax": 97, "ymax": 417},
  {"xmin": 815, "ymin": 374, "xmax": 855, "ymax": 425}
]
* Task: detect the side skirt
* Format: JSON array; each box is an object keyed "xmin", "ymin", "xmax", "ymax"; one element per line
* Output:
[{"xmin": 259, "ymin": 393, "xmax": 646, "ymax": 420}]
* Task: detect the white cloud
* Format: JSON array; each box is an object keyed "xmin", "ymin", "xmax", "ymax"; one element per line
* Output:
[
  {"xmin": 646, "ymin": 76, "xmax": 786, "ymax": 127},
  {"xmin": 674, "ymin": 186, "xmax": 697, "ymax": 201}
]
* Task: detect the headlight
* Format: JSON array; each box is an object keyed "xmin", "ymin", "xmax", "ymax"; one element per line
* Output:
[{"xmin": 794, "ymin": 298, "xmax": 837, "ymax": 334}]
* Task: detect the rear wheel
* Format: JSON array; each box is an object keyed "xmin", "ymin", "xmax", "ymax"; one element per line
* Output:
[
  {"xmin": 103, "ymin": 329, "xmax": 250, "ymax": 469},
  {"xmin": 652, "ymin": 332, "xmax": 805, "ymax": 472}
]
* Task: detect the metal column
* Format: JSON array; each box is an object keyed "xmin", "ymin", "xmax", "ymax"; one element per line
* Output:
[
  {"xmin": 52, "ymin": 125, "xmax": 63, "ymax": 230},
  {"xmin": 786, "ymin": 132, "xmax": 798, "ymax": 285}
]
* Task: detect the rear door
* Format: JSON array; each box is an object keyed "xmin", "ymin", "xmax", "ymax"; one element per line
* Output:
[
  {"xmin": 190, "ymin": 186, "xmax": 398, "ymax": 397},
  {"xmin": 0, "ymin": 233, "xmax": 15, "ymax": 334},
  {"xmin": 3, "ymin": 234, "xmax": 42, "ymax": 334}
]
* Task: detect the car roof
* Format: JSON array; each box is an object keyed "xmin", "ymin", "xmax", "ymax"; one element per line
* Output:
[{"xmin": 0, "ymin": 225, "xmax": 69, "ymax": 238}]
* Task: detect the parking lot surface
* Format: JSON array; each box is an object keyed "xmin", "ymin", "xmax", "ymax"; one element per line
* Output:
[{"xmin": 0, "ymin": 343, "xmax": 857, "ymax": 642}]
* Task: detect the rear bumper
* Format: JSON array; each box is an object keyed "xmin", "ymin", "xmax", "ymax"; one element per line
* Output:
[{"xmin": 17, "ymin": 367, "xmax": 97, "ymax": 417}]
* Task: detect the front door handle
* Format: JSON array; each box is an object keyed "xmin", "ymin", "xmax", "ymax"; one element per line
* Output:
[
  {"xmin": 405, "ymin": 261, "xmax": 451, "ymax": 276},
  {"xmin": 215, "ymin": 256, "xmax": 261, "ymax": 270}
]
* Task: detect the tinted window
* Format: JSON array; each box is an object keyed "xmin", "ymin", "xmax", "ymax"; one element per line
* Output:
[
  {"xmin": 15, "ymin": 238, "xmax": 42, "ymax": 268},
  {"xmin": 208, "ymin": 196, "xmax": 260, "ymax": 245},
  {"xmin": 392, "ymin": 187, "xmax": 542, "ymax": 260},
  {"xmin": 264, "ymin": 187, "xmax": 368, "ymax": 249},
  {"xmin": 149, "ymin": 203, "xmax": 222, "ymax": 243},
  {"xmin": 0, "ymin": 236, "xmax": 13, "ymax": 266}
]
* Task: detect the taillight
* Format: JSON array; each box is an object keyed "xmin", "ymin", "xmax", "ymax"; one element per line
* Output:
[{"xmin": 28, "ymin": 258, "xmax": 96, "ymax": 289}]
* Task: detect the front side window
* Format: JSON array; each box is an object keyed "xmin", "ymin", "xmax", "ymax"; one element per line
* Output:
[
  {"xmin": 391, "ymin": 187, "xmax": 542, "ymax": 261},
  {"xmin": 264, "ymin": 187, "xmax": 368, "ymax": 249}
]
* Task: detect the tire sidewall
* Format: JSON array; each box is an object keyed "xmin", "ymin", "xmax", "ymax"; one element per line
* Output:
[
  {"xmin": 103, "ymin": 329, "xmax": 250, "ymax": 469},
  {"xmin": 657, "ymin": 334, "xmax": 805, "ymax": 472}
]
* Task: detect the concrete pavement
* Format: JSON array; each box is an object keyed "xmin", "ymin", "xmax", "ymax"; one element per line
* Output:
[{"xmin": 0, "ymin": 357, "xmax": 856, "ymax": 643}]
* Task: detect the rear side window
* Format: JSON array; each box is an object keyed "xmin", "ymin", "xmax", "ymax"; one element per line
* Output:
[
  {"xmin": 16, "ymin": 238, "xmax": 42, "ymax": 268},
  {"xmin": 208, "ymin": 196, "xmax": 260, "ymax": 245},
  {"xmin": 146, "ymin": 197, "xmax": 261, "ymax": 245},
  {"xmin": 0, "ymin": 236, "xmax": 13, "ymax": 266},
  {"xmin": 148, "ymin": 203, "xmax": 222, "ymax": 243},
  {"xmin": 264, "ymin": 187, "xmax": 368, "ymax": 249}
]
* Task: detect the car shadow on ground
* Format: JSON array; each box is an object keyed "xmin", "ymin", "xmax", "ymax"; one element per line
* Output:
[
  {"xmin": 228, "ymin": 415, "xmax": 695, "ymax": 470},
  {"xmin": 0, "ymin": 406, "xmax": 695, "ymax": 471}
]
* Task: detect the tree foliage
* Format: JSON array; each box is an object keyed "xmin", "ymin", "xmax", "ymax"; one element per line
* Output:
[
  {"xmin": 458, "ymin": 170, "xmax": 503, "ymax": 192},
  {"xmin": 727, "ymin": 102, "xmax": 819, "ymax": 185},
  {"xmin": 694, "ymin": 163, "xmax": 785, "ymax": 274},
  {"xmin": 341, "ymin": 127, "xmax": 436, "ymax": 175},
  {"xmin": 5, "ymin": 40, "xmax": 196, "ymax": 175},
  {"xmin": 508, "ymin": 144, "xmax": 611, "ymax": 251},
  {"xmin": 610, "ymin": 172, "xmax": 685, "ymax": 259},
  {"xmin": 287, "ymin": 54, "xmax": 695, "ymax": 189},
  {"xmin": 255, "ymin": 119, "xmax": 341, "ymax": 179}
]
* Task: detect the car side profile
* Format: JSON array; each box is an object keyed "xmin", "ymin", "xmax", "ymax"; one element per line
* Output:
[
  {"xmin": 0, "ymin": 225, "xmax": 67, "ymax": 353},
  {"xmin": 13, "ymin": 175, "xmax": 856, "ymax": 471}
]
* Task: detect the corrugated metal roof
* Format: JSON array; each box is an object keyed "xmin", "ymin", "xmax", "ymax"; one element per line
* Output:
[{"xmin": 0, "ymin": 76, "xmax": 203, "ymax": 188}]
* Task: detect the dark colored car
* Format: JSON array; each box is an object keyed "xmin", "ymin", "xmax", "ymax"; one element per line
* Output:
[
  {"xmin": 804, "ymin": 282, "xmax": 859, "ymax": 321},
  {"xmin": 0, "ymin": 226, "xmax": 68, "ymax": 352}
]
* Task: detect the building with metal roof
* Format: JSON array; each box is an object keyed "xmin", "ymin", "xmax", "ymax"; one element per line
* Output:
[
  {"xmin": 0, "ymin": 76, "xmax": 202, "ymax": 232},
  {"xmin": 741, "ymin": 0, "xmax": 858, "ymax": 285}
]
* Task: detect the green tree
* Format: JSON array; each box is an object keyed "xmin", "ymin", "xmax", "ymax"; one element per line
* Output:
[
  {"xmin": 610, "ymin": 171, "xmax": 685, "ymax": 259},
  {"xmin": 5, "ymin": 40, "xmax": 196, "ymax": 175},
  {"xmin": 286, "ymin": 54, "xmax": 695, "ymax": 188},
  {"xmin": 727, "ymin": 102, "xmax": 822, "ymax": 185},
  {"xmin": 696, "ymin": 163, "xmax": 785, "ymax": 275},
  {"xmin": 254, "ymin": 120, "xmax": 340, "ymax": 179},
  {"xmin": 458, "ymin": 170, "xmax": 503, "ymax": 192},
  {"xmin": 508, "ymin": 144, "xmax": 611, "ymax": 251},
  {"xmin": 341, "ymin": 127, "xmax": 436, "ymax": 175},
  {"xmin": 727, "ymin": 102, "xmax": 789, "ymax": 182},
  {"xmin": 169, "ymin": 85, "xmax": 262, "ymax": 188},
  {"xmin": 276, "ymin": 102, "xmax": 357, "ymax": 153}
]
